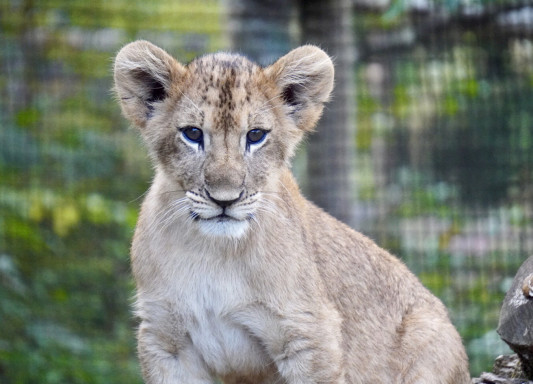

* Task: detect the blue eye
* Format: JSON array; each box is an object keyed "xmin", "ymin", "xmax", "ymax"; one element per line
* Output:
[
  {"xmin": 181, "ymin": 127, "xmax": 203, "ymax": 146},
  {"xmin": 246, "ymin": 129, "xmax": 268, "ymax": 146}
]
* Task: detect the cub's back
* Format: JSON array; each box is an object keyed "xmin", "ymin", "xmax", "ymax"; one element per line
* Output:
[{"xmin": 303, "ymin": 201, "xmax": 469, "ymax": 383}]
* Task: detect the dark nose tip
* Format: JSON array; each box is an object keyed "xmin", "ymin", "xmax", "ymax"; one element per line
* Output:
[{"xmin": 206, "ymin": 190, "xmax": 243, "ymax": 209}]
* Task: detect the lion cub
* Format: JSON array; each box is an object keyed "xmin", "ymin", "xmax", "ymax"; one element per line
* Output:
[{"xmin": 114, "ymin": 40, "xmax": 470, "ymax": 384}]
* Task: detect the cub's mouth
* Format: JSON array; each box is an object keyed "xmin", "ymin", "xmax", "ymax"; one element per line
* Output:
[
  {"xmin": 194, "ymin": 213, "xmax": 251, "ymax": 239},
  {"xmin": 195, "ymin": 213, "xmax": 240, "ymax": 223},
  {"xmin": 192, "ymin": 212, "xmax": 245, "ymax": 221}
]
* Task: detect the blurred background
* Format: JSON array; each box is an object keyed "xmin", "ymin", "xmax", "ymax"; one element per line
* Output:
[{"xmin": 1, "ymin": 0, "xmax": 532, "ymax": 382}]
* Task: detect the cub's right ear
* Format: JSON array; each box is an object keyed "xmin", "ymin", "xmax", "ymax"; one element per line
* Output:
[
  {"xmin": 264, "ymin": 45, "xmax": 334, "ymax": 132},
  {"xmin": 113, "ymin": 40, "xmax": 186, "ymax": 128}
]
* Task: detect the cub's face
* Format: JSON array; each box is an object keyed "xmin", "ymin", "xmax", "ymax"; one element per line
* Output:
[
  {"xmin": 151, "ymin": 55, "xmax": 289, "ymax": 238},
  {"xmin": 114, "ymin": 41, "xmax": 333, "ymax": 238}
]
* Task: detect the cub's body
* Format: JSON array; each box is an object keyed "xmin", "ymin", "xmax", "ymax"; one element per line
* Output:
[{"xmin": 114, "ymin": 41, "xmax": 470, "ymax": 383}]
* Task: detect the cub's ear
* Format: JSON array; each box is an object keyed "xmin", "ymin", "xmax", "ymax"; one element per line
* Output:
[
  {"xmin": 113, "ymin": 40, "xmax": 186, "ymax": 128},
  {"xmin": 265, "ymin": 45, "xmax": 334, "ymax": 131}
]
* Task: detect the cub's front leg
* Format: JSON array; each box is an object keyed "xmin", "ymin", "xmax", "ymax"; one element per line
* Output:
[
  {"xmin": 236, "ymin": 303, "xmax": 347, "ymax": 384},
  {"xmin": 137, "ymin": 317, "xmax": 213, "ymax": 384}
]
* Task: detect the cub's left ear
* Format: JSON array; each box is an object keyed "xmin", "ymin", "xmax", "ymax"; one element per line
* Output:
[
  {"xmin": 113, "ymin": 40, "xmax": 186, "ymax": 129},
  {"xmin": 265, "ymin": 45, "xmax": 334, "ymax": 131}
]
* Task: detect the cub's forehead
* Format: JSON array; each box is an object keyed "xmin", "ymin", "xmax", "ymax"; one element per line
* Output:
[
  {"xmin": 179, "ymin": 53, "xmax": 275, "ymax": 129},
  {"xmin": 184, "ymin": 52, "xmax": 277, "ymax": 103},
  {"xmin": 187, "ymin": 52, "xmax": 261, "ymax": 85}
]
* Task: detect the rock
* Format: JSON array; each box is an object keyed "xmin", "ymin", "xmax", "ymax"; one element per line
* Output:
[
  {"xmin": 493, "ymin": 354, "xmax": 527, "ymax": 377},
  {"xmin": 472, "ymin": 354, "xmax": 533, "ymax": 384},
  {"xmin": 498, "ymin": 255, "xmax": 533, "ymax": 379}
]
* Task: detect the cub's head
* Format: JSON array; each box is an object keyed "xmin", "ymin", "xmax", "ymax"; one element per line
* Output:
[{"xmin": 114, "ymin": 40, "xmax": 333, "ymax": 238}]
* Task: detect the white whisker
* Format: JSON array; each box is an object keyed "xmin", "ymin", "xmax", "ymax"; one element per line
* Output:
[
  {"xmin": 178, "ymin": 88, "xmax": 202, "ymax": 114},
  {"xmin": 147, "ymin": 197, "xmax": 191, "ymax": 237}
]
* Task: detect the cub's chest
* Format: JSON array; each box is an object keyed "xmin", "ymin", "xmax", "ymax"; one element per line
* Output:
[
  {"xmin": 159, "ymin": 251, "xmax": 270, "ymax": 376},
  {"xmin": 187, "ymin": 303, "xmax": 269, "ymax": 376}
]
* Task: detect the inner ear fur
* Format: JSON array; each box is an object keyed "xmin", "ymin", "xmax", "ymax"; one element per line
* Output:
[
  {"xmin": 265, "ymin": 45, "xmax": 334, "ymax": 131},
  {"xmin": 113, "ymin": 40, "xmax": 186, "ymax": 128}
]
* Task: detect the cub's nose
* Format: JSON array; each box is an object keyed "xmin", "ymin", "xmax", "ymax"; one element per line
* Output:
[{"xmin": 206, "ymin": 190, "xmax": 243, "ymax": 208}]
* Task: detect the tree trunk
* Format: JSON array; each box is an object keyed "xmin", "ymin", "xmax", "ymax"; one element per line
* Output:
[{"xmin": 299, "ymin": 0, "xmax": 357, "ymax": 226}]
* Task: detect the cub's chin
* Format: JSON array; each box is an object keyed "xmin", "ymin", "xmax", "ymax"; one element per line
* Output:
[{"xmin": 196, "ymin": 215, "xmax": 250, "ymax": 239}]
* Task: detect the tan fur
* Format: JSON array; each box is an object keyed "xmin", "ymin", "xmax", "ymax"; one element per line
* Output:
[{"xmin": 114, "ymin": 40, "xmax": 470, "ymax": 384}]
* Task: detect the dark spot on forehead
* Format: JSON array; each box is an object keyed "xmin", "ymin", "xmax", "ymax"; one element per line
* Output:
[{"xmin": 215, "ymin": 108, "xmax": 238, "ymax": 134}]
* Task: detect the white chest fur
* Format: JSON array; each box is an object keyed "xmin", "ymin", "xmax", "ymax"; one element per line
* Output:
[
  {"xmin": 136, "ymin": 232, "xmax": 271, "ymax": 378},
  {"xmin": 184, "ymin": 258, "xmax": 268, "ymax": 375}
]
